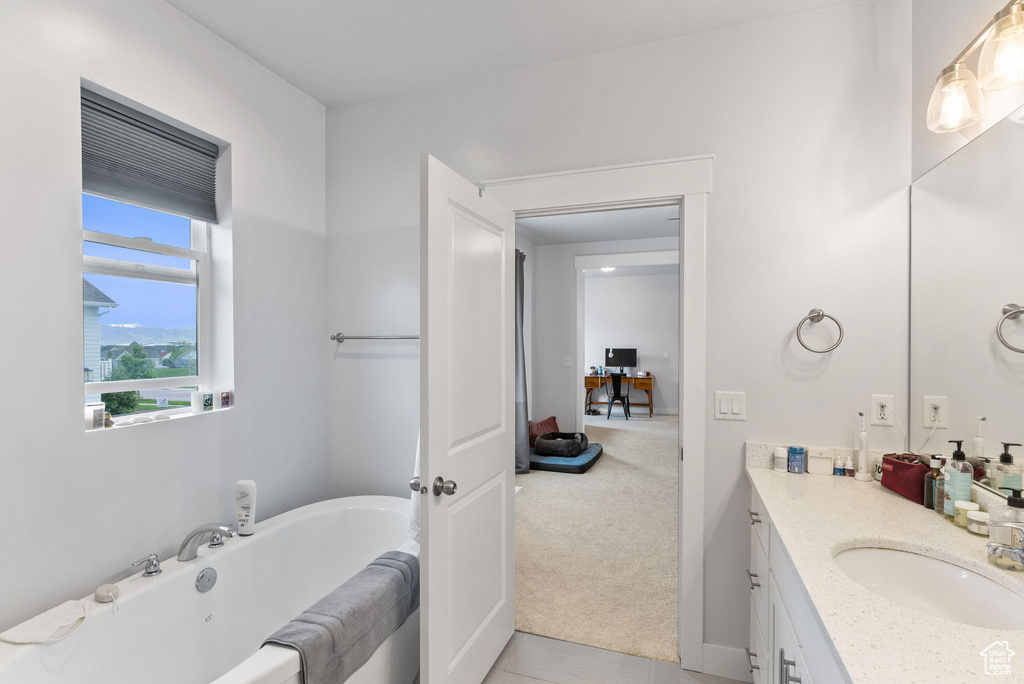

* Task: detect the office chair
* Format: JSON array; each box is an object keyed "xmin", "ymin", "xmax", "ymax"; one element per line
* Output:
[{"xmin": 605, "ymin": 373, "xmax": 630, "ymax": 419}]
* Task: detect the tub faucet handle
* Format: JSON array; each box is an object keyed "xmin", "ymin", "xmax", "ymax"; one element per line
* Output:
[{"xmin": 132, "ymin": 553, "xmax": 162, "ymax": 577}]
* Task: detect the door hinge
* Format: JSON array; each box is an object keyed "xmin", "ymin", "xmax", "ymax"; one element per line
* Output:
[{"xmin": 680, "ymin": 447, "xmax": 684, "ymax": 461}]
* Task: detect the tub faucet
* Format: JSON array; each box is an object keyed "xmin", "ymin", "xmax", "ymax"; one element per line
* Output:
[
  {"xmin": 177, "ymin": 524, "xmax": 236, "ymax": 562},
  {"xmin": 987, "ymin": 521, "xmax": 1024, "ymax": 571}
]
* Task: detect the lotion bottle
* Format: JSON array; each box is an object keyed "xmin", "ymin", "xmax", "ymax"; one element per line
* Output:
[
  {"xmin": 235, "ymin": 480, "xmax": 257, "ymax": 536},
  {"xmin": 943, "ymin": 441, "xmax": 973, "ymax": 520}
]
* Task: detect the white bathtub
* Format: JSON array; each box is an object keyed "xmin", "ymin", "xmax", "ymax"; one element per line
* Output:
[{"xmin": 0, "ymin": 496, "xmax": 420, "ymax": 684}]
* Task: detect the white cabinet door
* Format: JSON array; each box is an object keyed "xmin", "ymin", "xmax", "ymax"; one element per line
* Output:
[
  {"xmin": 770, "ymin": 581, "xmax": 812, "ymax": 684},
  {"xmin": 420, "ymin": 154, "xmax": 516, "ymax": 684}
]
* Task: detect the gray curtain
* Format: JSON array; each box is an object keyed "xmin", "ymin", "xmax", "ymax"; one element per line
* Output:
[{"xmin": 514, "ymin": 249, "xmax": 530, "ymax": 474}]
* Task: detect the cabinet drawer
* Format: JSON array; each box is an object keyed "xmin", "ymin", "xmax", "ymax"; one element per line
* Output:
[
  {"xmin": 748, "ymin": 596, "xmax": 768, "ymax": 684},
  {"xmin": 584, "ymin": 376, "xmax": 603, "ymax": 389},
  {"xmin": 749, "ymin": 528, "xmax": 769, "ymax": 642},
  {"xmin": 749, "ymin": 487, "xmax": 770, "ymax": 555},
  {"xmin": 633, "ymin": 377, "xmax": 653, "ymax": 390}
]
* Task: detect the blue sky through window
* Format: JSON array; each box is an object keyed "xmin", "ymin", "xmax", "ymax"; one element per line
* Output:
[{"xmin": 83, "ymin": 195, "xmax": 197, "ymax": 331}]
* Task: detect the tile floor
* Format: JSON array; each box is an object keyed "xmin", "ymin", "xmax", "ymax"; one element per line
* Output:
[{"xmin": 483, "ymin": 632, "xmax": 746, "ymax": 684}]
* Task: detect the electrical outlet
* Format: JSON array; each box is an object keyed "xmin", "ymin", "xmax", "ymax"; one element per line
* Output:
[
  {"xmin": 922, "ymin": 395, "xmax": 948, "ymax": 429},
  {"xmin": 870, "ymin": 394, "xmax": 895, "ymax": 427}
]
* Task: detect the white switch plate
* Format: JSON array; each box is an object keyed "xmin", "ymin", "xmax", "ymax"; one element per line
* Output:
[
  {"xmin": 870, "ymin": 395, "xmax": 895, "ymax": 427},
  {"xmin": 714, "ymin": 391, "xmax": 746, "ymax": 421},
  {"xmin": 562, "ymin": 357, "xmax": 573, "ymax": 367},
  {"xmin": 922, "ymin": 396, "xmax": 948, "ymax": 429}
]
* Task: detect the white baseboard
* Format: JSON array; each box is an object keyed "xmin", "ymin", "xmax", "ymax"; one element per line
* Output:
[{"xmin": 701, "ymin": 643, "xmax": 754, "ymax": 683}]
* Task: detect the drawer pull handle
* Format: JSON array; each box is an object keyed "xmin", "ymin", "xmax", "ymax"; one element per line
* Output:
[
  {"xmin": 747, "ymin": 508, "xmax": 762, "ymax": 525},
  {"xmin": 779, "ymin": 648, "xmax": 801, "ymax": 684},
  {"xmin": 745, "ymin": 647, "xmax": 759, "ymax": 673},
  {"xmin": 746, "ymin": 569, "xmax": 761, "ymax": 590}
]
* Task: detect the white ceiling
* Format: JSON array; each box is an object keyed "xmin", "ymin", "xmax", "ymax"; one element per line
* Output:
[
  {"xmin": 163, "ymin": 0, "xmax": 857, "ymax": 106},
  {"xmin": 516, "ymin": 204, "xmax": 679, "ymax": 246},
  {"xmin": 584, "ymin": 263, "xmax": 679, "ymax": 279}
]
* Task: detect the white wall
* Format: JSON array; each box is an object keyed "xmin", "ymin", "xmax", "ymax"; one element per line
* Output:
[
  {"xmin": 0, "ymin": 0, "xmax": 327, "ymax": 630},
  {"xmin": 326, "ymin": 0, "xmax": 911, "ymax": 652},
  {"xmin": 912, "ymin": 0, "xmax": 1024, "ymax": 178},
  {"xmin": 533, "ymin": 236, "xmax": 679, "ymax": 423},
  {"xmin": 585, "ymin": 272, "xmax": 680, "ymax": 414}
]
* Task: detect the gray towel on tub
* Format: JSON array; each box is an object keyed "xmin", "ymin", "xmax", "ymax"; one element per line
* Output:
[{"xmin": 263, "ymin": 550, "xmax": 419, "ymax": 684}]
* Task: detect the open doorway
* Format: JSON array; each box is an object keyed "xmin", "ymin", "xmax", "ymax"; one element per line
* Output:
[{"xmin": 512, "ymin": 206, "xmax": 681, "ymax": 663}]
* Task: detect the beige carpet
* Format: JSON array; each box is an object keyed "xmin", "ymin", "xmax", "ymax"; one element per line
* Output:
[{"xmin": 514, "ymin": 414, "xmax": 679, "ymax": 663}]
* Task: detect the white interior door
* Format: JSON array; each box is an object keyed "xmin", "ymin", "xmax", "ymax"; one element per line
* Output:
[{"xmin": 420, "ymin": 154, "xmax": 515, "ymax": 684}]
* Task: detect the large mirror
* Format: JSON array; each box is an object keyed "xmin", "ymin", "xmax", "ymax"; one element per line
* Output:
[{"xmin": 911, "ymin": 104, "xmax": 1024, "ymax": 499}]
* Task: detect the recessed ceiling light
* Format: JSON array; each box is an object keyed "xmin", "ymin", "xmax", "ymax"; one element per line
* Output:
[{"xmin": 601, "ymin": 267, "xmax": 616, "ymax": 272}]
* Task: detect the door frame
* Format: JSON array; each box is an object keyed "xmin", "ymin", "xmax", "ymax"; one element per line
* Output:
[
  {"xmin": 574, "ymin": 249, "xmax": 680, "ymax": 429},
  {"xmin": 483, "ymin": 155, "xmax": 710, "ymax": 672}
]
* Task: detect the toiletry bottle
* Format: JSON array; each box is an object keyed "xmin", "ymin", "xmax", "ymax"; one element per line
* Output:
[
  {"xmin": 993, "ymin": 443, "xmax": 1024, "ymax": 496},
  {"xmin": 844, "ymin": 455, "xmax": 854, "ymax": 476},
  {"xmin": 787, "ymin": 446, "xmax": 805, "ymax": 474},
  {"xmin": 833, "ymin": 455, "xmax": 845, "ymax": 476},
  {"xmin": 943, "ymin": 441, "xmax": 973, "ymax": 520},
  {"xmin": 934, "ymin": 458, "xmax": 946, "ymax": 513},
  {"xmin": 235, "ymin": 480, "xmax": 257, "ymax": 536},
  {"xmin": 924, "ymin": 455, "xmax": 941, "ymax": 508},
  {"xmin": 988, "ymin": 489, "xmax": 1024, "ymax": 571},
  {"xmin": 773, "ymin": 446, "xmax": 789, "ymax": 473}
]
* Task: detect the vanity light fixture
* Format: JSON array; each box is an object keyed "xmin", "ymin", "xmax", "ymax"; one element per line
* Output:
[
  {"xmin": 600, "ymin": 267, "xmax": 616, "ymax": 272},
  {"xmin": 928, "ymin": 0, "xmax": 1024, "ymax": 133}
]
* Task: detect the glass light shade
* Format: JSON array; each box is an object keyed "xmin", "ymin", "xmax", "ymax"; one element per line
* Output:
[
  {"xmin": 926, "ymin": 64, "xmax": 985, "ymax": 133},
  {"xmin": 979, "ymin": 9, "xmax": 1024, "ymax": 89}
]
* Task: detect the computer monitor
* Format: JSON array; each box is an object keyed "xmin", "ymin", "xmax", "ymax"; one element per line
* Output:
[{"xmin": 604, "ymin": 348, "xmax": 637, "ymax": 372}]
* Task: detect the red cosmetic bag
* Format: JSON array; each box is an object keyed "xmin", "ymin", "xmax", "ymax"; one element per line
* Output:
[{"xmin": 881, "ymin": 453, "xmax": 929, "ymax": 505}]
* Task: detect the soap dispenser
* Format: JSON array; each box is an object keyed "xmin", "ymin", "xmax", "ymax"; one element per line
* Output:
[
  {"xmin": 943, "ymin": 440, "xmax": 973, "ymax": 520},
  {"xmin": 993, "ymin": 443, "xmax": 1023, "ymax": 496},
  {"xmin": 988, "ymin": 488, "xmax": 1024, "ymax": 572}
]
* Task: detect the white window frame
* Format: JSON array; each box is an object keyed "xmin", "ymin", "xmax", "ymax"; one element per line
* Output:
[{"xmin": 83, "ymin": 216, "xmax": 211, "ymax": 397}]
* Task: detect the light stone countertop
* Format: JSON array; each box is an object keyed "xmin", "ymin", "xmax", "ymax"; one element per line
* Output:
[{"xmin": 746, "ymin": 464, "xmax": 1024, "ymax": 684}]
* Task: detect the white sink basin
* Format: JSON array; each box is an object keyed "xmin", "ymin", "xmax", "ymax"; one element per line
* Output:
[{"xmin": 833, "ymin": 546, "xmax": 1024, "ymax": 630}]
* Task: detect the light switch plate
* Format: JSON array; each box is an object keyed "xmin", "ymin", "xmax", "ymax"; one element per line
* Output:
[
  {"xmin": 713, "ymin": 391, "xmax": 746, "ymax": 421},
  {"xmin": 562, "ymin": 357, "xmax": 573, "ymax": 367}
]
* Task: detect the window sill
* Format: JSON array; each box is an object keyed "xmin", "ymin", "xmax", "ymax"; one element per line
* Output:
[{"xmin": 85, "ymin": 406, "xmax": 231, "ymax": 432}]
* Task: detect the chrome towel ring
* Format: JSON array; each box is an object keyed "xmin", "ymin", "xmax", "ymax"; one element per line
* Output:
[
  {"xmin": 996, "ymin": 304, "xmax": 1024, "ymax": 353},
  {"xmin": 796, "ymin": 308, "xmax": 844, "ymax": 354}
]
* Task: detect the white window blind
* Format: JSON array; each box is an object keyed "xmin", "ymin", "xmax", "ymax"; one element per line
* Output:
[{"xmin": 81, "ymin": 89, "xmax": 220, "ymax": 222}]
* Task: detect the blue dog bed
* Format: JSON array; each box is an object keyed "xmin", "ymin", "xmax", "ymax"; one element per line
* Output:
[{"xmin": 529, "ymin": 443, "xmax": 604, "ymax": 474}]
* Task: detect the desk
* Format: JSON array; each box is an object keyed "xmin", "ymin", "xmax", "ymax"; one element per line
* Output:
[{"xmin": 584, "ymin": 374, "xmax": 655, "ymax": 417}]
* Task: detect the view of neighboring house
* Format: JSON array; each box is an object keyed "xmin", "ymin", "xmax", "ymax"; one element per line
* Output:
[
  {"xmin": 102, "ymin": 343, "xmax": 197, "ymax": 371},
  {"xmin": 83, "ymin": 278, "xmax": 117, "ymax": 401}
]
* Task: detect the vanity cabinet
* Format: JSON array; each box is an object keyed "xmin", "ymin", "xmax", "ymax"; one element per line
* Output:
[{"xmin": 747, "ymin": 487, "xmax": 845, "ymax": 684}]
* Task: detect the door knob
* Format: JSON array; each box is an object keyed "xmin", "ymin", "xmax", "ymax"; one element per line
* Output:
[
  {"xmin": 410, "ymin": 477, "xmax": 427, "ymax": 494},
  {"xmin": 433, "ymin": 476, "xmax": 457, "ymax": 496}
]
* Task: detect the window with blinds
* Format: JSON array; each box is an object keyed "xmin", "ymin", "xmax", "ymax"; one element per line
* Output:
[
  {"xmin": 81, "ymin": 90, "xmax": 221, "ymax": 423},
  {"xmin": 81, "ymin": 88, "xmax": 220, "ymax": 222}
]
